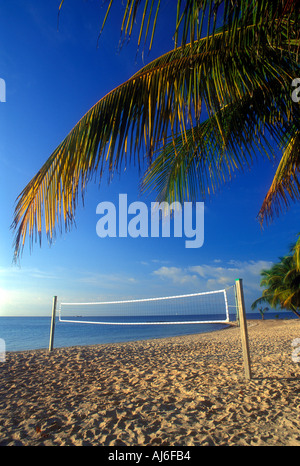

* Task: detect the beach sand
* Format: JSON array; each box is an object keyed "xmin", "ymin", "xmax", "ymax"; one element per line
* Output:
[{"xmin": 0, "ymin": 319, "xmax": 299, "ymax": 446}]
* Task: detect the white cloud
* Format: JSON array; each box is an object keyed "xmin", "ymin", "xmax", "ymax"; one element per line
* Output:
[
  {"xmin": 140, "ymin": 259, "xmax": 171, "ymax": 266},
  {"xmin": 77, "ymin": 272, "xmax": 137, "ymax": 286},
  {"xmin": 189, "ymin": 260, "xmax": 273, "ymax": 290},
  {"xmin": 153, "ymin": 266, "xmax": 199, "ymax": 286},
  {"xmin": 0, "ymin": 266, "xmax": 58, "ymax": 281},
  {"xmin": 152, "ymin": 259, "xmax": 274, "ymax": 307}
]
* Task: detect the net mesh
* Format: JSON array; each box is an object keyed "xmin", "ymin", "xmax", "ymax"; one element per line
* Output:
[{"xmin": 58, "ymin": 287, "xmax": 236, "ymax": 326}]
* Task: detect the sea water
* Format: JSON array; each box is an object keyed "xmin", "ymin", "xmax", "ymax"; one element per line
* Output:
[{"xmin": 0, "ymin": 311, "xmax": 297, "ymax": 352}]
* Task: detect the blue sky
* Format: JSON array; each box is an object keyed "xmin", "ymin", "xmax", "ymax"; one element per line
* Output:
[{"xmin": 0, "ymin": 1, "xmax": 299, "ymax": 316}]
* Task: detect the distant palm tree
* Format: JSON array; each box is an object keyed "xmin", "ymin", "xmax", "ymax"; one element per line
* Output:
[
  {"xmin": 292, "ymin": 233, "xmax": 300, "ymax": 270},
  {"xmin": 251, "ymin": 252, "xmax": 300, "ymax": 318},
  {"xmin": 11, "ymin": 0, "xmax": 300, "ymax": 259},
  {"xmin": 257, "ymin": 306, "xmax": 269, "ymax": 320}
]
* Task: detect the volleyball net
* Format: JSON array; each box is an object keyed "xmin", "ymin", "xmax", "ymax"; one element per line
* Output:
[
  {"xmin": 58, "ymin": 286, "xmax": 237, "ymax": 326},
  {"xmin": 52, "ymin": 280, "xmax": 252, "ymax": 380}
]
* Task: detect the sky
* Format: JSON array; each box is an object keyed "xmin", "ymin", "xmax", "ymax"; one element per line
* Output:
[{"xmin": 0, "ymin": 0, "xmax": 299, "ymax": 316}]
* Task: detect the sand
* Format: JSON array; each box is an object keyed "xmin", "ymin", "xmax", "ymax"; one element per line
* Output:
[{"xmin": 0, "ymin": 319, "xmax": 299, "ymax": 446}]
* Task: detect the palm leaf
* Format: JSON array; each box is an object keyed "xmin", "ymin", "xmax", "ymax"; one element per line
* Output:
[
  {"xmin": 294, "ymin": 234, "xmax": 300, "ymax": 271},
  {"xmin": 258, "ymin": 130, "xmax": 300, "ymax": 224},
  {"xmin": 12, "ymin": 3, "xmax": 300, "ymax": 259},
  {"xmin": 58, "ymin": 0, "xmax": 300, "ymax": 54},
  {"xmin": 142, "ymin": 73, "xmax": 299, "ymax": 204},
  {"xmin": 252, "ymin": 253, "xmax": 300, "ymax": 316}
]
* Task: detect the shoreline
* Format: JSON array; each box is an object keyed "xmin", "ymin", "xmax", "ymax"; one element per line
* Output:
[
  {"xmin": 1, "ymin": 319, "xmax": 300, "ymax": 446},
  {"xmin": 1, "ymin": 313, "xmax": 297, "ymax": 354},
  {"xmin": 2, "ymin": 319, "xmax": 236, "ymax": 355},
  {"xmin": 5, "ymin": 321, "xmax": 237, "ymax": 355}
]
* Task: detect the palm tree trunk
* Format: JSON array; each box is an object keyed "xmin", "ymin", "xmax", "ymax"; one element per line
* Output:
[{"xmin": 290, "ymin": 305, "xmax": 300, "ymax": 318}]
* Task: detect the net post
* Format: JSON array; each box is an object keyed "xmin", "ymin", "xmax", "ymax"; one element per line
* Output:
[
  {"xmin": 223, "ymin": 290, "xmax": 229, "ymax": 322},
  {"xmin": 235, "ymin": 279, "xmax": 252, "ymax": 380},
  {"xmin": 49, "ymin": 296, "xmax": 57, "ymax": 352},
  {"xmin": 234, "ymin": 285, "xmax": 240, "ymax": 326}
]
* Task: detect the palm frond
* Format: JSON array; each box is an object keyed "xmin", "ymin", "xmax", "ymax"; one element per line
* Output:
[
  {"xmin": 252, "ymin": 252, "xmax": 300, "ymax": 317},
  {"xmin": 251, "ymin": 295, "xmax": 271, "ymax": 310},
  {"xmin": 141, "ymin": 72, "xmax": 298, "ymax": 203},
  {"xmin": 294, "ymin": 234, "xmax": 300, "ymax": 271},
  {"xmin": 258, "ymin": 130, "xmax": 300, "ymax": 224},
  {"xmin": 13, "ymin": 2, "xmax": 300, "ymax": 259},
  {"xmin": 58, "ymin": 0, "xmax": 300, "ymax": 54}
]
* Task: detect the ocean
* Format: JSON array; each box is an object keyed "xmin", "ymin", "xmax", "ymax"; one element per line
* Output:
[{"xmin": 0, "ymin": 311, "xmax": 297, "ymax": 352}]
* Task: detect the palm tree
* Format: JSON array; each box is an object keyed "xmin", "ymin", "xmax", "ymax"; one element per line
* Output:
[
  {"xmin": 292, "ymin": 233, "xmax": 300, "ymax": 270},
  {"xmin": 251, "ymin": 251, "xmax": 300, "ymax": 318},
  {"xmin": 257, "ymin": 306, "xmax": 269, "ymax": 320},
  {"xmin": 11, "ymin": 0, "xmax": 300, "ymax": 260}
]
